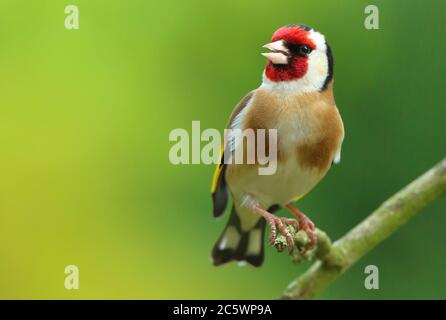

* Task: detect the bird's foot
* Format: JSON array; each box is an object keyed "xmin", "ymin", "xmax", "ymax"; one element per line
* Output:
[
  {"xmin": 286, "ymin": 204, "xmax": 317, "ymax": 254},
  {"xmin": 253, "ymin": 205, "xmax": 297, "ymax": 253}
]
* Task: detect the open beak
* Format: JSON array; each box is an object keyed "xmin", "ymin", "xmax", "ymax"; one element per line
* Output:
[{"xmin": 261, "ymin": 40, "xmax": 290, "ymax": 64}]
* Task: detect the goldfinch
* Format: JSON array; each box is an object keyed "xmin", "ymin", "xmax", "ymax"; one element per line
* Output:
[{"xmin": 211, "ymin": 24, "xmax": 344, "ymax": 267}]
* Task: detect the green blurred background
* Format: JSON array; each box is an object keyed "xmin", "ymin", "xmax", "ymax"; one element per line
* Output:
[{"xmin": 0, "ymin": 0, "xmax": 445, "ymax": 299}]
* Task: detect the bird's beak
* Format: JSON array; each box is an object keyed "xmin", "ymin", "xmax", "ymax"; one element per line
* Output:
[{"xmin": 261, "ymin": 40, "xmax": 290, "ymax": 64}]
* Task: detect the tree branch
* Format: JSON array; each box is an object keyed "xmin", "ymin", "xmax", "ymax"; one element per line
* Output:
[{"xmin": 281, "ymin": 157, "xmax": 446, "ymax": 300}]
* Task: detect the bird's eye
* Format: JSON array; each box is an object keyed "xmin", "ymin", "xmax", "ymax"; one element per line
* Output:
[{"xmin": 298, "ymin": 45, "xmax": 312, "ymax": 56}]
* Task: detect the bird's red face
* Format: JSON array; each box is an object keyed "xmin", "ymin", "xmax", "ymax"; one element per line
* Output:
[{"xmin": 262, "ymin": 25, "xmax": 320, "ymax": 82}]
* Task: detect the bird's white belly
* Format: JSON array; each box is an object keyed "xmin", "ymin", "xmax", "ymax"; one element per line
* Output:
[
  {"xmin": 236, "ymin": 157, "xmax": 320, "ymax": 209},
  {"xmin": 227, "ymin": 157, "xmax": 321, "ymax": 231}
]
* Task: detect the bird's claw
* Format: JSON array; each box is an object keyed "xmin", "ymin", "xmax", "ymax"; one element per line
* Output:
[
  {"xmin": 253, "ymin": 204, "xmax": 317, "ymax": 254},
  {"xmin": 266, "ymin": 216, "xmax": 298, "ymax": 253},
  {"xmin": 296, "ymin": 213, "xmax": 317, "ymax": 254}
]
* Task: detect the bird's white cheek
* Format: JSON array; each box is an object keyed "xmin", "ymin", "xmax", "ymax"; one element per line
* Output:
[{"xmin": 300, "ymin": 52, "xmax": 328, "ymax": 89}]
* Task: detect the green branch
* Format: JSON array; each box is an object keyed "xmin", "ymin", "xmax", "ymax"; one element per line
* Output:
[{"xmin": 279, "ymin": 158, "xmax": 446, "ymax": 300}]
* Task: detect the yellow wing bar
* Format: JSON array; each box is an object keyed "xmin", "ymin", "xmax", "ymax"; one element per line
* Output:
[{"xmin": 210, "ymin": 145, "xmax": 225, "ymax": 193}]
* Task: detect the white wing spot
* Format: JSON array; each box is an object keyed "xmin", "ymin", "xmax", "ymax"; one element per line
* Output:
[{"xmin": 334, "ymin": 148, "xmax": 341, "ymax": 164}]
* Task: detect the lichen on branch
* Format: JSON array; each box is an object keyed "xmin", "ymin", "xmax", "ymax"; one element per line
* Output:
[{"xmin": 273, "ymin": 227, "xmax": 334, "ymax": 265}]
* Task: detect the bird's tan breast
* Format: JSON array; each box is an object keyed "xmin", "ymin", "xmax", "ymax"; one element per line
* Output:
[{"xmin": 244, "ymin": 86, "xmax": 344, "ymax": 174}]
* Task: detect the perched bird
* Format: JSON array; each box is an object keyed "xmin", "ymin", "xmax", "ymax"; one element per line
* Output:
[{"xmin": 211, "ymin": 24, "xmax": 344, "ymax": 267}]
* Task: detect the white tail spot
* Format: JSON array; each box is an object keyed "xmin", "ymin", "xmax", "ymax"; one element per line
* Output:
[
  {"xmin": 247, "ymin": 229, "xmax": 262, "ymax": 256},
  {"xmin": 218, "ymin": 226, "xmax": 240, "ymax": 250}
]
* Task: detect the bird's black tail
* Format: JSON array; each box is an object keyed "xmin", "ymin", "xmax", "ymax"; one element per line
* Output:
[{"xmin": 212, "ymin": 206, "xmax": 266, "ymax": 267}]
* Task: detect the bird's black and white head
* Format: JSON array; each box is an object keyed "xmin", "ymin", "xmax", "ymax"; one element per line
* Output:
[{"xmin": 261, "ymin": 24, "xmax": 334, "ymax": 93}]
